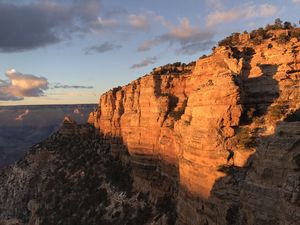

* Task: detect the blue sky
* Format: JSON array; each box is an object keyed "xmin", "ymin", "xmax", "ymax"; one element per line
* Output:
[{"xmin": 0, "ymin": 0, "xmax": 299, "ymax": 105}]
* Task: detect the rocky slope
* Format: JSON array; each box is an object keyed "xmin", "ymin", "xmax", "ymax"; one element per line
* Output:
[
  {"xmin": 0, "ymin": 119, "xmax": 176, "ymax": 225},
  {"xmin": 0, "ymin": 27, "xmax": 299, "ymax": 225}
]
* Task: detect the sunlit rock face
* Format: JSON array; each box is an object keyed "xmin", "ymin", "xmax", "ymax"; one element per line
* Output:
[{"xmin": 91, "ymin": 34, "xmax": 300, "ymax": 225}]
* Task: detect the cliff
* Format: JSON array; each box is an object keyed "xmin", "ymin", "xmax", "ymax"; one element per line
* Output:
[
  {"xmin": 0, "ymin": 28, "xmax": 299, "ymax": 225},
  {"xmin": 88, "ymin": 30, "xmax": 300, "ymax": 225}
]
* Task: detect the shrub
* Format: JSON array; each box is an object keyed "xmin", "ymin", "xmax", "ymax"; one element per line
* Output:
[
  {"xmin": 290, "ymin": 29, "xmax": 300, "ymax": 39},
  {"xmin": 236, "ymin": 127, "xmax": 255, "ymax": 149},
  {"xmin": 284, "ymin": 21, "xmax": 293, "ymax": 29},
  {"xmin": 104, "ymin": 159, "xmax": 133, "ymax": 194},
  {"xmin": 129, "ymin": 205, "xmax": 152, "ymax": 225},
  {"xmin": 277, "ymin": 33, "xmax": 290, "ymax": 44},
  {"xmin": 168, "ymin": 99, "xmax": 187, "ymax": 121},
  {"xmin": 294, "ymin": 154, "xmax": 300, "ymax": 168},
  {"xmin": 199, "ymin": 54, "xmax": 207, "ymax": 59},
  {"xmin": 218, "ymin": 32, "xmax": 240, "ymax": 46},
  {"xmin": 269, "ymin": 104, "xmax": 288, "ymax": 121},
  {"xmin": 284, "ymin": 109, "xmax": 300, "ymax": 122},
  {"xmin": 250, "ymin": 27, "xmax": 270, "ymax": 44},
  {"xmin": 156, "ymin": 195, "xmax": 177, "ymax": 225},
  {"xmin": 226, "ymin": 205, "xmax": 240, "ymax": 225}
]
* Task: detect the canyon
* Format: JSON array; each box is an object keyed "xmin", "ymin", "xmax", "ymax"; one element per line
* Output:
[
  {"xmin": 0, "ymin": 104, "xmax": 96, "ymax": 168},
  {"xmin": 0, "ymin": 28, "xmax": 299, "ymax": 225}
]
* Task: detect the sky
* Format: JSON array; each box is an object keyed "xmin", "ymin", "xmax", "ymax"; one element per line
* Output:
[{"xmin": 0, "ymin": 0, "xmax": 299, "ymax": 105}]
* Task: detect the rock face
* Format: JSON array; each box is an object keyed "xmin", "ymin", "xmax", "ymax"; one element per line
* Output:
[{"xmin": 90, "ymin": 33, "xmax": 300, "ymax": 224}]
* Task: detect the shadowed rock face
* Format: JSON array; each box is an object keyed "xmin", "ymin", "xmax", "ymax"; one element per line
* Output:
[{"xmin": 89, "ymin": 37, "xmax": 300, "ymax": 224}]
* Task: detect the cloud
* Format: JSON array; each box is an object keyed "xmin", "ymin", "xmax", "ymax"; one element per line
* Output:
[
  {"xmin": 206, "ymin": 3, "xmax": 278, "ymax": 27},
  {"xmin": 138, "ymin": 38, "xmax": 165, "ymax": 52},
  {"xmin": 0, "ymin": 0, "xmax": 102, "ymax": 52},
  {"xmin": 138, "ymin": 17, "xmax": 214, "ymax": 55},
  {"xmin": 292, "ymin": 0, "xmax": 300, "ymax": 3},
  {"xmin": 84, "ymin": 42, "xmax": 121, "ymax": 54},
  {"xmin": 128, "ymin": 14, "xmax": 149, "ymax": 30},
  {"xmin": 259, "ymin": 4, "xmax": 278, "ymax": 17},
  {"xmin": 206, "ymin": 0, "xmax": 224, "ymax": 9},
  {"xmin": 0, "ymin": 69, "xmax": 48, "ymax": 101},
  {"xmin": 15, "ymin": 109, "xmax": 29, "ymax": 121},
  {"xmin": 130, "ymin": 56, "xmax": 158, "ymax": 69},
  {"xmin": 177, "ymin": 40, "xmax": 215, "ymax": 55},
  {"xmin": 53, "ymin": 84, "xmax": 93, "ymax": 89},
  {"xmin": 96, "ymin": 17, "xmax": 117, "ymax": 27}
]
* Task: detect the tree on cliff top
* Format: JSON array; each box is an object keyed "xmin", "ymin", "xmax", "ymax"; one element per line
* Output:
[{"xmin": 218, "ymin": 18, "xmax": 299, "ymax": 47}]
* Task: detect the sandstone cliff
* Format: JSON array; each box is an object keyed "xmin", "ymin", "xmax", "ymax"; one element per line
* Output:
[{"xmin": 88, "ymin": 29, "xmax": 300, "ymax": 225}]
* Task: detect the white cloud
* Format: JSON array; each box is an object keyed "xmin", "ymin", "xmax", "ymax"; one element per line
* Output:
[
  {"xmin": 259, "ymin": 4, "xmax": 278, "ymax": 17},
  {"xmin": 84, "ymin": 42, "xmax": 122, "ymax": 54},
  {"xmin": 130, "ymin": 56, "xmax": 158, "ymax": 69},
  {"xmin": 206, "ymin": 0, "xmax": 223, "ymax": 9},
  {"xmin": 138, "ymin": 17, "xmax": 214, "ymax": 55},
  {"xmin": 169, "ymin": 18, "xmax": 201, "ymax": 39},
  {"xmin": 206, "ymin": 3, "xmax": 278, "ymax": 27},
  {"xmin": 292, "ymin": 0, "xmax": 300, "ymax": 3},
  {"xmin": 138, "ymin": 39, "xmax": 163, "ymax": 52},
  {"xmin": 0, "ymin": 69, "xmax": 48, "ymax": 101},
  {"xmin": 96, "ymin": 17, "xmax": 117, "ymax": 27},
  {"xmin": 128, "ymin": 14, "xmax": 149, "ymax": 29}
]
